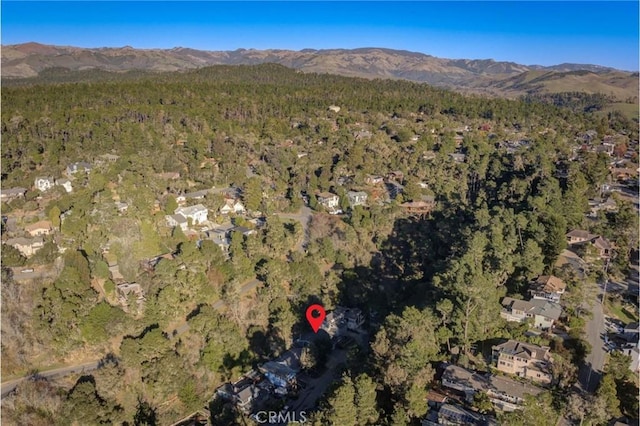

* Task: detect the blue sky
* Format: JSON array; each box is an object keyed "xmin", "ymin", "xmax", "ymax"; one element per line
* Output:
[{"xmin": 2, "ymin": 1, "xmax": 638, "ymax": 70}]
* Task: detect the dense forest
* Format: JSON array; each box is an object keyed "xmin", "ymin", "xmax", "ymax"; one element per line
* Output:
[{"xmin": 1, "ymin": 64, "xmax": 638, "ymax": 425}]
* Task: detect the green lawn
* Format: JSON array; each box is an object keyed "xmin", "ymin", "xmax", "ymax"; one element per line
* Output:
[{"xmin": 605, "ymin": 298, "xmax": 639, "ymax": 324}]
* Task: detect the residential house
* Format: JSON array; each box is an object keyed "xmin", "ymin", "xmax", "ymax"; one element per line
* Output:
[
  {"xmin": 322, "ymin": 306, "xmax": 365, "ymax": 336},
  {"xmin": 317, "ymin": 192, "xmax": 341, "ymax": 213},
  {"xmin": 97, "ymin": 153, "xmax": 120, "ymax": 163},
  {"xmin": 204, "ymin": 230, "xmax": 231, "ymax": 255},
  {"xmin": 422, "ymin": 403, "xmax": 498, "ymax": 426},
  {"xmin": 114, "ymin": 202, "xmax": 129, "ymax": 213},
  {"xmin": 260, "ymin": 361, "xmax": 297, "ymax": 390},
  {"xmin": 365, "ymin": 175, "xmax": 384, "ymax": 185},
  {"xmin": 66, "ymin": 161, "xmax": 93, "ymax": 175},
  {"xmin": 166, "ymin": 214, "xmax": 188, "ymax": 231},
  {"xmin": 386, "ymin": 170, "xmax": 405, "ymax": 183},
  {"xmin": 232, "ymin": 226, "xmax": 257, "ymax": 237},
  {"xmin": 566, "ymin": 229, "xmax": 598, "ymax": 245},
  {"xmin": 592, "ymin": 236, "xmax": 612, "ymax": 259},
  {"xmin": 175, "ymin": 204, "xmax": 208, "ymax": 225},
  {"xmin": 492, "ymin": 340, "xmax": 553, "ymax": 384},
  {"xmin": 56, "ymin": 178, "xmax": 73, "ymax": 193},
  {"xmin": 588, "ymin": 198, "xmax": 617, "ymax": 217},
  {"xmin": 5, "ymin": 237, "xmax": 45, "ymax": 257},
  {"xmin": 176, "ymin": 189, "xmax": 210, "ymax": 205},
  {"xmin": 441, "ymin": 364, "xmax": 542, "ymax": 412},
  {"xmin": 117, "ymin": 283, "xmax": 145, "ymax": 311},
  {"xmin": 219, "ymin": 198, "xmax": 246, "ymax": 215},
  {"xmin": 449, "ymin": 153, "xmax": 466, "ymax": 163},
  {"xmin": 34, "ymin": 176, "xmax": 55, "ymax": 192},
  {"xmin": 0, "ymin": 187, "xmax": 27, "ymax": 201},
  {"xmin": 500, "ymin": 297, "xmax": 562, "ymax": 330},
  {"xmin": 347, "ymin": 190, "xmax": 368, "ymax": 207},
  {"xmin": 529, "ymin": 275, "xmax": 566, "ymax": 303},
  {"xmin": 215, "ymin": 372, "xmax": 265, "ymax": 414},
  {"xmin": 25, "ymin": 220, "xmax": 53, "ymax": 237},
  {"xmin": 400, "ymin": 200, "xmax": 435, "ymax": 216}
]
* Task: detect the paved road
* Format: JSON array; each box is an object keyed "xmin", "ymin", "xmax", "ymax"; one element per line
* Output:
[
  {"xmin": 1, "ymin": 360, "xmax": 100, "ymax": 397},
  {"xmin": 578, "ymin": 284, "xmax": 607, "ymax": 393},
  {"xmin": 9, "ymin": 267, "xmax": 58, "ymax": 282},
  {"xmin": 276, "ymin": 206, "xmax": 313, "ymax": 253}
]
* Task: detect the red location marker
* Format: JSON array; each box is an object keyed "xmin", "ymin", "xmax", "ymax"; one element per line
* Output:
[{"xmin": 306, "ymin": 304, "xmax": 326, "ymax": 333}]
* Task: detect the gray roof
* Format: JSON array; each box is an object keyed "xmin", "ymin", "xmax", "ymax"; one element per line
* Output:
[
  {"xmin": 492, "ymin": 340, "xmax": 549, "ymax": 362},
  {"xmin": 442, "ymin": 364, "xmax": 542, "ymax": 401},
  {"xmin": 169, "ymin": 214, "xmax": 187, "ymax": 224},
  {"xmin": 502, "ymin": 297, "xmax": 562, "ymax": 320}
]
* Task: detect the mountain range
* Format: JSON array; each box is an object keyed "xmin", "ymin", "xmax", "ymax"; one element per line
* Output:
[{"xmin": 2, "ymin": 42, "xmax": 638, "ymax": 100}]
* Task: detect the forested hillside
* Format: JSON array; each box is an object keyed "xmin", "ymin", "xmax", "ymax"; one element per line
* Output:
[{"xmin": 1, "ymin": 64, "xmax": 638, "ymax": 425}]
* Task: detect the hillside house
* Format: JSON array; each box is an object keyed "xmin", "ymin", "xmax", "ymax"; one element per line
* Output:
[
  {"xmin": 401, "ymin": 197, "xmax": 436, "ymax": 216},
  {"xmin": 0, "ymin": 187, "xmax": 27, "ymax": 201},
  {"xmin": 529, "ymin": 275, "xmax": 566, "ymax": 303},
  {"xmin": 566, "ymin": 229, "xmax": 598, "ymax": 245},
  {"xmin": 175, "ymin": 204, "xmax": 208, "ymax": 225},
  {"xmin": 492, "ymin": 340, "xmax": 553, "ymax": 384},
  {"xmin": 25, "ymin": 220, "xmax": 53, "ymax": 237},
  {"xmin": 347, "ymin": 190, "xmax": 368, "ymax": 207},
  {"xmin": 317, "ymin": 192, "xmax": 340, "ymax": 213},
  {"xmin": 56, "ymin": 178, "xmax": 73, "ymax": 193},
  {"xmin": 500, "ymin": 297, "xmax": 562, "ymax": 330},
  {"xmin": 166, "ymin": 214, "xmax": 188, "ymax": 231},
  {"xmin": 219, "ymin": 199, "xmax": 246, "ymax": 215},
  {"xmin": 5, "ymin": 237, "xmax": 44, "ymax": 257},
  {"xmin": 66, "ymin": 161, "xmax": 93, "ymax": 175},
  {"xmin": 441, "ymin": 364, "xmax": 542, "ymax": 412},
  {"xmin": 34, "ymin": 176, "xmax": 55, "ymax": 192},
  {"xmin": 422, "ymin": 403, "xmax": 498, "ymax": 426},
  {"xmin": 365, "ymin": 175, "xmax": 384, "ymax": 185},
  {"xmin": 592, "ymin": 236, "xmax": 613, "ymax": 259},
  {"xmin": 117, "ymin": 283, "xmax": 145, "ymax": 311}
]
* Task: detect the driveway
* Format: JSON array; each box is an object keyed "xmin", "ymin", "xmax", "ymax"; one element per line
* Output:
[{"xmin": 275, "ymin": 206, "xmax": 313, "ymax": 253}]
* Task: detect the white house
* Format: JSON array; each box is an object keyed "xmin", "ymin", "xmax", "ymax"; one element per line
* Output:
[
  {"xmin": 35, "ymin": 177, "xmax": 55, "ymax": 192},
  {"xmin": 219, "ymin": 199, "xmax": 246, "ymax": 215},
  {"xmin": 317, "ymin": 192, "xmax": 340, "ymax": 212},
  {"xmin": 175, "ymin": 204, "xmax": 208, "ymax": 225},
  {"xmin": 66, "ymin": 161, "xmax": 93, "ymax": 175},
  {"xmin": 500, "ymin": 297, "xmax": 562, "ymax": 330},
  {"xmin": 56, "ymin": 178, "xmax": 73, "ymax": 193}
]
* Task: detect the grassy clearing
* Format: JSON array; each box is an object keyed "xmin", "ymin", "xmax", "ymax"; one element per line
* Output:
[
  {"xmin": 605, "ymin": 297, "xmax": 639, "ymax": 324},
  {"xmin": 598, "ymin": 103, "xmax": 639, "ymax": 120}
]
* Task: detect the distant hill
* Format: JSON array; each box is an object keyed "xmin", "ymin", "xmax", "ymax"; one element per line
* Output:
[{"xmin": 2, "ymin": 42, "xmax": 638, "ymax": 101}]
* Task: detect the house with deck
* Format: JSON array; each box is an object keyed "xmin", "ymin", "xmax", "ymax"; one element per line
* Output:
[{"xmin": 492, "ymin": 340, "xmax": 553, "ymax": 384}]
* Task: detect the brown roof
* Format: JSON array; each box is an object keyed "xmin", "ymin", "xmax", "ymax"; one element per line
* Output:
[
  {"xmin": 25, "ymin": 220, "xmax": 52, "ymax": 230},
  {"xmin": 593, "ymin": 236, "xmax": 612, "ymax": 250},
  {"xmin": 566, "ymin": 229, "xmax": 597, "ymax": 240},
  {"xmin": 532, "ymin": 275, "xmax": 566, "ymax": 293}
]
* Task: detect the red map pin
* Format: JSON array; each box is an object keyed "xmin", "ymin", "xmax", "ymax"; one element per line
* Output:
[{"xmin": 306, "ymin": 304, "xmax": 326, "ymax": 333}]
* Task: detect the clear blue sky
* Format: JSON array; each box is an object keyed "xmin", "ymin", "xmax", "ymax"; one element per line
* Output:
[{"xmin": 2, "ymin": 1, "xmax": 639, "ymax": 70}]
